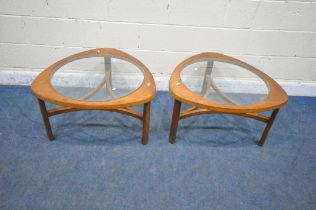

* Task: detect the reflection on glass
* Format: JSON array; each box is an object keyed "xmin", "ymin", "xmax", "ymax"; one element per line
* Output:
[
  {"xmin": 51, "ymin": 56, "xmax": 144, "ymax": 102},
  {"xmin": 180, "ymin": 59, "xmax": 269, "ymax": 105}
]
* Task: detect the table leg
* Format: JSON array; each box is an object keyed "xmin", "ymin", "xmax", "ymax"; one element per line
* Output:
[
  {"xmin": 37, "ymin": 99, "xmax": 54, "ymax": 140},
  {"xmin": 258, "ymin": 109, "xmax": 280, "ymax": 146},
  {"xmin": 169, "ymin": 99, "xmax": 182, "ymax": 144},
  {"xmin": 142, "ymin": 102, "xmax": 151, "ymax": 145}
]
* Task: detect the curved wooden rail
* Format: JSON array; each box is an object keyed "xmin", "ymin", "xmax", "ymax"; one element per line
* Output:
[
  {"xmin": 209, "ymin": 76, "xmax": 239, "ymax": 105},
  {"xmin": 79, "ymin": 76, "xmax": 107, "ymax": 101},
  {"xmin": 201, "ymin": 60, "xmax": 238, "ymax": 105},
  {"xmin": 79, "ymin": 57, "xmax": 117, "ymax": 101},
  {"xmin": 180, "ymin": 106, "xmax": 269, "ymax": 123},
  {"xmin": 47, "ymin": 106, "xmax": 143, "ymax": 120}
]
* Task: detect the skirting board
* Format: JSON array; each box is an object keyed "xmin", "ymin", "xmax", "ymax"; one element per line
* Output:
[{"xmin": 0, "ymin": 70, "xmax": 315, "ymax": 97}]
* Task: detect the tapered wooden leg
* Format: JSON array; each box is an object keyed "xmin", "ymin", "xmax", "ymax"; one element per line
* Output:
[
  {"xmin": 37, "ymin": 99, "xmax": 54, "ymax": 141},
  {"xmin": 258, "ymin": 109, "xmax": 280, "ymax": 146},
  {"xmin": 142, "ymin": 102, "xmax": 151, "ymax": 145},
  {"xmin": 169, "ymin": 99, "xmax": 182, "ymax": 144}
]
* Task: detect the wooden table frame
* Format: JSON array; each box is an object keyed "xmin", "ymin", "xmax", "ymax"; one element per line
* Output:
[
  {"xmin": 169, "ymin": 52, "xmax": 288, "ymax": 146},
  {"xmin": 32, "ymin": 48, "xmax": 156, "ymax": 144}
]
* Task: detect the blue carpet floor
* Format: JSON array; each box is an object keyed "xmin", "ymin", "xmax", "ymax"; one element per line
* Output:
[{"xmin": 0, "ymin": 85, "xmax": 315, "ymax": 210}]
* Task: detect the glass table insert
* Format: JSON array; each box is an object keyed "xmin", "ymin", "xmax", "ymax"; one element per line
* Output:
[
  {"xmin": 180, "ymin": 59, "xmax": 269, "ymax": 106},
  {"xmin": 51, "ymin": 56, "xmax": 144, "ymax": 102}
]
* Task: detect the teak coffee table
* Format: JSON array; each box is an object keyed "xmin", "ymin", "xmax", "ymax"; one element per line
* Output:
[
  {"xmin": 32, "ymin": 48, "xmax": 156, "ymax": 144},
  {"xmin": 169, "ymin": 52, "xmax": 288, "ymax": 146}
]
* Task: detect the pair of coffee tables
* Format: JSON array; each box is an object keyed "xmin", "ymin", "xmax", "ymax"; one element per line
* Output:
[{"xmin": 31, "ymin": 48, "xmax": 288, "ymax": 146}]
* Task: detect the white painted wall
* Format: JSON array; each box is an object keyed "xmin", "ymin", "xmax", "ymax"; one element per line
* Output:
[{"xmin": 0, "ymin": 0, "xmax": 315, "ymax": 95}]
